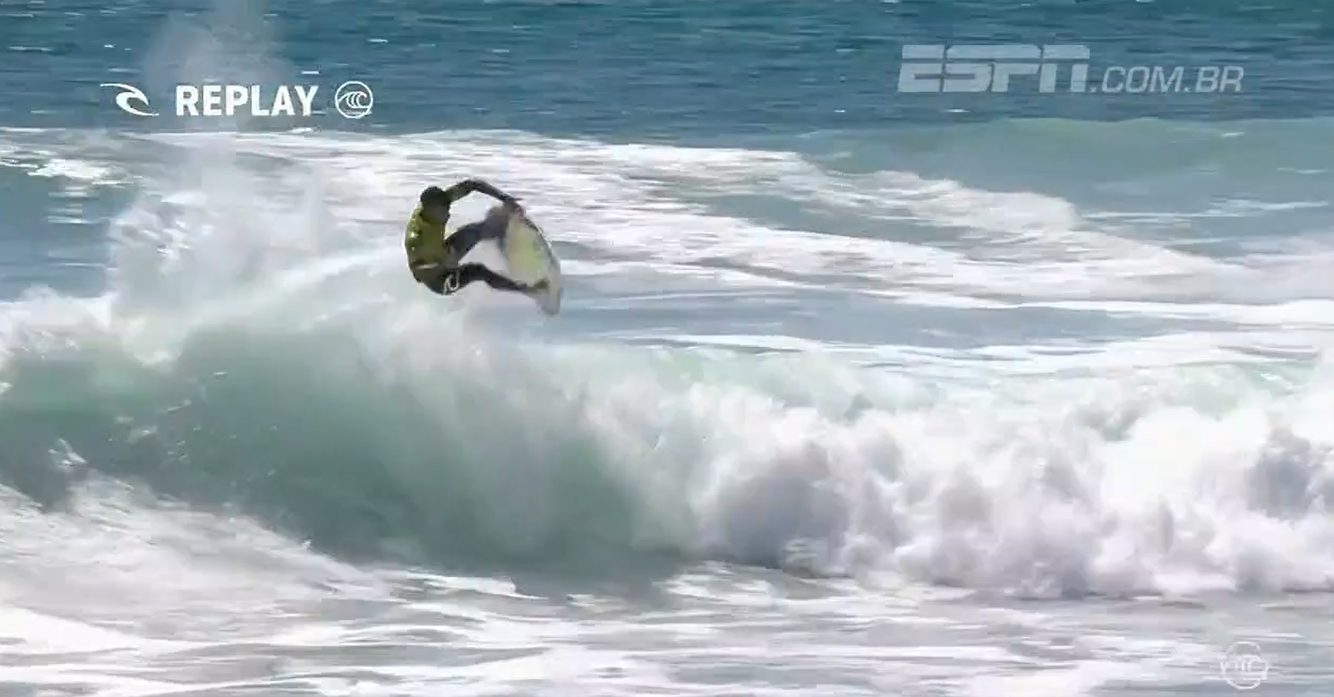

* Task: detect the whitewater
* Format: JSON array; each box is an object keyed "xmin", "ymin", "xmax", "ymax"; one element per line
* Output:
[
  {"xmin": 6, "ymin": 1, "xmax": 1334, "ymax": 694},
  {"xmin": 3, "ymin": 117, "xmax": 1333, "ymax": 695}
]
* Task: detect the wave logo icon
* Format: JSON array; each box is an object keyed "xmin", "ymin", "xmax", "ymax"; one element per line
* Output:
[
  {"xmin": 100, "ymin": 83, "xmax": 158, "ymax": 116},
  {"xmin": 334, "ymin": 80, "xmax": 373, "ymax": 119},
  {"xmin": 1220, "ymin": 641, "xmax": 1269, "ymax": 690}
]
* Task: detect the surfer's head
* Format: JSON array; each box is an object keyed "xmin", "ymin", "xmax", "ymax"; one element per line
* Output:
[{"xmin": 419, "ymin": 186, "xmax": 450, "ymax": 222}]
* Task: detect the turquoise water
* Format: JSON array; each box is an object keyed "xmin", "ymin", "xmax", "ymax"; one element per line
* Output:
[{"xmin": 3, "ymin": 1, "xmax": 1334, "ymax": 695}]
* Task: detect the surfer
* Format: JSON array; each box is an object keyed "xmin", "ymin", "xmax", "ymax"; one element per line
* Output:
[{"xmin": 405, "ymin": 180, "xmax": 549, "ymax": 297}]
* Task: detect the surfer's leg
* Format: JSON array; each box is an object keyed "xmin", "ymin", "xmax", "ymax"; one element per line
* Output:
[
  {"xmin": 445, "ymin": 213, "xmax": 509, "ymax": 260},
  {"xmin": 452, "ymin": 263, "xmax": 530, "ymax": 294},
  {"xmin": 417, "ymin": 266, "xmax": 451, "ymax": 295},
  {"xmin": 444, "ymin": 222, "xmax": 487, "ymax": 260}
]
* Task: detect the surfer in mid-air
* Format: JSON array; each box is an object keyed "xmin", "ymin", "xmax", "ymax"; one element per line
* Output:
[{"xmin": 404, "ymin": 179, "xmax": 549, "ymax": 297}]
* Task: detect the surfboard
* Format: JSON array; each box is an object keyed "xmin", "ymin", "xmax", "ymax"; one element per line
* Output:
[{"xmin": 501, "ymin": 209, "xmax": 562, "ymax": 316}]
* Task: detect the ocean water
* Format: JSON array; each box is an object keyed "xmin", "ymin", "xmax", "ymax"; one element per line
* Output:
[{"xmin": 4, "ymin": 0, "xmax": 1334, "ymax": 695}]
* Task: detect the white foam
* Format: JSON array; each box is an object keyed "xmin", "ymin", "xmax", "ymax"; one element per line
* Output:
[{"xmin": 3, "ymin": 124, "xmax": 1334, "ymax": 604}]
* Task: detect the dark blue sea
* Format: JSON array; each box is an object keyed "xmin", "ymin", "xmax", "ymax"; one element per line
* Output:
[{"xmin": 1, "ymin": 1, "xmax": 1332, "ymax": 695}]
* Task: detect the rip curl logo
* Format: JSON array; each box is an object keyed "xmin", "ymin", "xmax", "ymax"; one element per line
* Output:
[{"xmin": 100, "ymin": 83, "xmax": 158, "ymax": 116}]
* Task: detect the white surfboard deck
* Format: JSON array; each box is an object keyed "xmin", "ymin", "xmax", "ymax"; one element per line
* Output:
[{"xmin": 501, "ymin": 210, "xmax": 562, "ymax": 316}]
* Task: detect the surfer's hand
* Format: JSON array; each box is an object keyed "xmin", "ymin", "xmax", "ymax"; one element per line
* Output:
[{"xmin": 500, "ymin": 196, "xmax": 523, "ymax": 212}]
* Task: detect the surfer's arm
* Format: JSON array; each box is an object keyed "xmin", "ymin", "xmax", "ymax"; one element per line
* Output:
[{"xmin": 443, "ymin": 178, "xmax": 519, "ymax": 206}]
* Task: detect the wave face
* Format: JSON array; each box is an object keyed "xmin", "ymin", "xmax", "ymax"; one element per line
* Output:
[{"xmin": 3, "ymin": 118, "xmax": 1334, "ymax": 598}]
